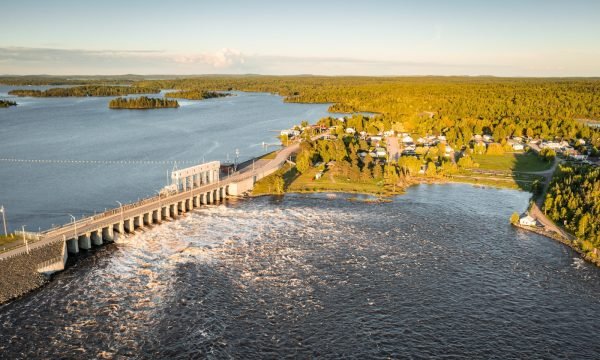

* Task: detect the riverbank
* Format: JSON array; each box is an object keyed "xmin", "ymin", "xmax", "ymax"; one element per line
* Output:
[
  {"xmin": 512, "ymin": 222, "xmax": 600, "ymax": 267},
  {"xmin": 251, "ymin": 165, "xmax": 529, "ymax": 198},
  {"xmin": 0, "ymin": 240, "xmax": 62, "ymax": 304}
]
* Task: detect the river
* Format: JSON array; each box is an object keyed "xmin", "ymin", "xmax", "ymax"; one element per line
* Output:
[
  {"xmin": 0, "ymin": 185, "xmax": 599, "ymax": 358},
  {"xmin": 0, "ymin": 87, "xmax": 331, "ymax": 231}
]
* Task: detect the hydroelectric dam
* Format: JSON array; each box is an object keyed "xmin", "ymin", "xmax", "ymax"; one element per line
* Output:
[{"xmin": 0, "ymin": 140, "xmax": 302, "ymax": 285}]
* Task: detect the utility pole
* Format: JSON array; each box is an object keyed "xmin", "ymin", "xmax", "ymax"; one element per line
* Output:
[{"xmin": 0, "ymin": 206, "xmax": 7, "ymax": 237}]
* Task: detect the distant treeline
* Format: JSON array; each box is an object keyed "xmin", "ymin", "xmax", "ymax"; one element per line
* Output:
[
  {"xmin": 0, "ymin": 75, "xmax": 174, "ymax": 86},
  {"xmin": 109, "ymin": 96, "xmax": 179, "ymax": 109},
  {"xmin": 0, "ymin": 100, "xmax": 17, "ymax": 108},
  {"xmin": 164, "ymin": 90, "xmax": 230, "ymax": 100},
  {"xmin": 8, "ymin": 85, "xmax": 161, "ymax": 97}
]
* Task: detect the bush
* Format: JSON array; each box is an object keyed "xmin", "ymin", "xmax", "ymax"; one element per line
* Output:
[{"xmin": 510, "ymin": 212, "xmax": 520, "ymax": 224}]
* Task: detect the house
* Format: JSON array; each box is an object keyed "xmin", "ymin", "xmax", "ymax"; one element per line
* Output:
[
  {"xmin": 337, "ymin": 117, "xmax": 345, "ymax": 122},
  {"xmin": 357, "ymin": 150, "xmax": 368, "ymax": 158},
  {"xmin": 512, "ymin": 143, "xmax": 524, "ymax": 151},
  {"xmin": 373, "ymin": 147, "xmax": 387, "ymax": 158},
  {"xmin": 512, "ymin": 136, "xmax": 523, "ymax": 143},
  {"xmin": 437, "ymin": 135, "xmax": 447, "ymax": 142},
  {"xmin": 483, "ymin": 135, "xmax": 493, "ymax": 143},
  {"xmin": 402, "ymin": 135, "xmax": 414, "ymax": 144},
  {"xmin": 345, "ymin": 127, "xmax": 356, "ymax": 134},
  {"xmin": 314, "ymin": 171, "xmax": 323, "ymax": 180},
  {"xmin": 473, "ymin": 134, "xmax": 483, "ymax": 142},
  {"xmin": 519, "ymin": 215, "xmax": 537, "ymax": 227},
  {"xmin": 577, "ymin": 139, "xmax": 586, "ymax": 145},
  {"xmin": 368, "ymin": 135, "xmax": 383, "ymax": 143},
  {"xmin": 384, "ymin": 130, "xmax": 395, "ymax": 137},
  {"xmin": 541, "ymin": 141, "xmax": 561, "ymax": 150}
]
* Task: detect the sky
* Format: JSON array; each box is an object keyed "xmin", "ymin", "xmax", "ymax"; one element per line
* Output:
[{"xmin": 1, "ymin": 0, "xmax": 599, "ymax": 76}]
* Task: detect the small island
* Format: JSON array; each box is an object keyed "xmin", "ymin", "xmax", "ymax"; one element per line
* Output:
[
  {"xmin": 0, "ymin": 100, "xmax": 17, "ymax": 108},
  {"xmin": 109, "ymin": 96, "xmax": 179, "ymax": 109},
  {"xmin": 164, "ymin": 90, "xmax": 230, "ymax": 100},
  {"xmin": 8, "ymin": 85, "xmax": 160, "ymax": 97}
]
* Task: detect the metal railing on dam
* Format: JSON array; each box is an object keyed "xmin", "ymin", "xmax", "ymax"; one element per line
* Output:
[{"xmin": 0, "ymin": 139, "xmax": 303, "ymax": 261}]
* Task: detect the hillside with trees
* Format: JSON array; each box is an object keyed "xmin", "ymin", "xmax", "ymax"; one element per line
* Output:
[
  {"xmin": 544, "ymin": 164, "xmax": 600, "ymax": 259},
  {"xmin": 108, "ymin": 96, "xmax": 179, "ymax": 109}
]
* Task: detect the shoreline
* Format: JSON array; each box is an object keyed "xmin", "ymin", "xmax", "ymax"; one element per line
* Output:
[{"xmin": 512, "ymin": 223, "xmax": 600, "ymax": 268}]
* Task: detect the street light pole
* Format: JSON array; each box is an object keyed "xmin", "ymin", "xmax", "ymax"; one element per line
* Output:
[
  {"xmin": 0, "ymin": 206, "xmax": 7, "ymax": 237},
  {"xmin": 116, "ymin": 201, "xmax": 124, "ymax": 224},
  {"xmin": 22, "ymin": 225, "xmax": 29, "ymax": 254},
  {"xmin": 68, "ymin": 214, "xmax": 77, "ymax": 243}
]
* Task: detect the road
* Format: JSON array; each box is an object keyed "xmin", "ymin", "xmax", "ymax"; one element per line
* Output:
[{"xmin": 386, "ymin": 136, "xmax": 400, "ymax": 162}]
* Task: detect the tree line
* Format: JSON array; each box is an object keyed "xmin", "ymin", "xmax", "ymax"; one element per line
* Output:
[
  {"xmin": 164, "ymin": 90, "xmax": 230, "ymax": 100},
  {"xmin": 108, "ymin": 96, "xmax": 179, "ymax": 109},
  {"xmin": 0, "ymin": 100, "xmax": 17, "ymax": 108},
  {"xmin": 8, "ymin": 85, "xmax": 161, "ymax": 97},
  {"xmin": 544, "ymin": 164, "xmax": 600, "ymax": 257}
]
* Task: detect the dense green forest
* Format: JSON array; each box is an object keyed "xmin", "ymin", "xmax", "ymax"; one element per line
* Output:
[
  {"xmin": 135, "ymin": 76, "xmax": 600, "ymax": 147},
  {"xmin": 8, "ymin": 85, "xmax": 160, "ymax": 97},
  {"xmin": 164, "ymin": 90, "xmax": 230, "ymax": 100},
  {"xmin": 0, "ymin": 100, "xmax": 17, "ymax": 108},
  {"xmin": 109, "ymin": 96, "xmax": 179, "ymax": 109},
  {"xmin": 544, "ymin": 164, "xmax": 600, "ymax": 256}
]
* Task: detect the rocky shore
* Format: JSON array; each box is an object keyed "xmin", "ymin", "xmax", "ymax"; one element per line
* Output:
[{"xmin": 0, "ymin": 241, "xmax": 63, "ymax": 304}]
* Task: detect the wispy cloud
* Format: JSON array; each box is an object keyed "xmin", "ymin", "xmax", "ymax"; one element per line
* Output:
[{"xmin": 1, "ymin": 46, "xmax": 597, "ymax": 76}]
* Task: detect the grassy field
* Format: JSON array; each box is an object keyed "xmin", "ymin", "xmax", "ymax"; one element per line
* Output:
[
  {"xmin": 252, "ymin": 164, "xmax": 392, "ymax": 196},
  {"xmin": 472, "ymin": 152, "xmax": 552, "ymax": 172},
  {"xmin": 0, "ymin": 234, "xmax": 18, "ymax": 247}
]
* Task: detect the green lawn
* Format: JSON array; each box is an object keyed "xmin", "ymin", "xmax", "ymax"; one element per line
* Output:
[
  {"xmin": 472, "ymin": 152, "xmax": 552, "ymax": 172},
  {"xmin": 287, "ymin": 167, "xmax": 388, "ymax": 195}
]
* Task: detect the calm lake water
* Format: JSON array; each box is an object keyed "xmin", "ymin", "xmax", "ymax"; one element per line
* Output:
[
  {"xmin": 0, "ymin": 87, "xmax": 331, "ymax": 230},
  {"xmin": 1, "ymin": 185, "xmax": 599, "ymax": 358}
]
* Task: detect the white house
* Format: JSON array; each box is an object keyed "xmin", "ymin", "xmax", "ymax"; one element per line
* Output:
[
  {"xmin": 369, "ymin": 135, "xmax": 383, "ymax": 143},
  {"xmin": 374, "ymin": 147, "xmax": 387, "ymax": 158},
  {"xmin": 402, "ymin": 135, "xmax": 414, "ymax": 144},
  {"xmin": 345, "ymin": 127, "xmax": 356, "ymax": 134},
  {"xmin": 512, "ymin": 143, "xmax": 524, "ymax": 151},
  {"xmin": 483, "ymin": 135, "xmax": 493, "ymax": 143},
  {"xmin": 437, "ymin": 135, "xmax": 447, "ymax": 142},
  {"xmin": 384, "ymin": 130, "xmax": 395, "ymax": 137},
  {"xmin": 541, "ymin": 141, "xmax": 561, "ymax": 150},
  {"xmin": 519, "ymin": 215, "xmax": 537, "ymax": 227}
]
